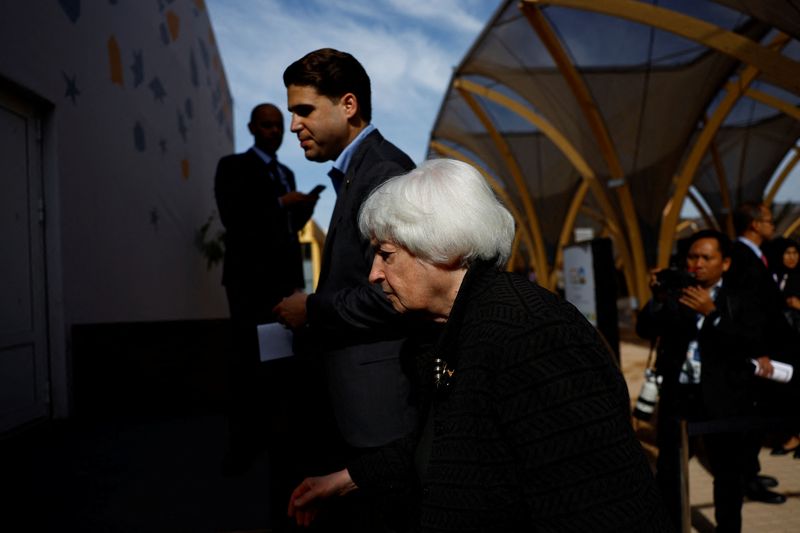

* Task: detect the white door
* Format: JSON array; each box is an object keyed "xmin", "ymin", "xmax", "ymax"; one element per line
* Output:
[{"xmin": 0, "ymin": 82, "xmax": 49, "ymax": 432}]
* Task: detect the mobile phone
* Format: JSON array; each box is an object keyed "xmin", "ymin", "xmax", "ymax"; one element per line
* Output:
[{"xmin": 309, "ymin": 184, "xmax": 326, "ymax": 196}]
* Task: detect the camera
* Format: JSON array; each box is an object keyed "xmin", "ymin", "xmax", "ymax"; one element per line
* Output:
[
  {"xmin": 653, "ymin": 267, "xmax": 697, "ymax": 301},
  {"xmin": 633, "ymin": 368, "xmax": 662, "ymax": 421}
]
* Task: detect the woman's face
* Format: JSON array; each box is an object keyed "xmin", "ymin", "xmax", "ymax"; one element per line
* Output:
[
  {"xmin": 368, "ymin": 241, "xmax": 459, "ymax": 322},
  {"xmin": 784, "ymin": 246, "xmax": 799, "ymax": 270}
]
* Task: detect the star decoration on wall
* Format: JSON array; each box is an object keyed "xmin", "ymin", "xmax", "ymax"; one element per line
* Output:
[
  {"xmin": 177, "ymin": 111, "xmax": 187, "ymax": 142},
  {"xmin": 62, "ymin": 71, "xmax": 80, "ymax": 104},
  {"xmin": 197, "ymin": 38, "xmax": 209, "ymax": 68},
  {"xmin": 130, "ymin": 50, "xmax": 144, "ymax": 87},
  {"xmin": 159, "ymin": 23, "xmax": 170, "ymax": 45},
  {"xmin": 148, "ymin": 77, "xmax": 166, "ymax": 102},
  {"xmin": 58, "ymin": 0, "xmax": 80, "ymax": 23}
]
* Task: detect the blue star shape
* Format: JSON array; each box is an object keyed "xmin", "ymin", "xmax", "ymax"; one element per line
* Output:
[
  {"xmin": 63, "ymin": 72, "xmax": 80, "ymax": 104},
  {"xmin": 130, "ymin": 50, "xmax": 144, "ymax": 87},
  {"xmin": 148, "ymin": 77, "xmax": 166, "ymax": 103},
  {"xmin": 177, "ymin": 111, "xmax": 187, "ymax": 142}
]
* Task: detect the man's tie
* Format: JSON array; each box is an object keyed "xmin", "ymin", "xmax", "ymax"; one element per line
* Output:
[
  {"xmin": 266, "ymin": 158, "xmax": 288, "ymax": 195},
  {"xmin": 761, "ymin": 254, "xmax": 769, "ymax": 268}
]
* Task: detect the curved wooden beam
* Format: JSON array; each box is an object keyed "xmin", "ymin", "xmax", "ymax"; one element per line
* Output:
[
  {"xmin": 658, "ymin": 32, "xmax": 790, "ymax": 267},
  {"xmin": 743, "ymin": 76, "xmax": 800, "ymax": 210},
  {"xmin": 783, "ymin": 214, "xmax": 800, "ymax": 239},
  {"xmin": 454, "ymin": 77, "xmax": 637, "ymax": 298},
  {"xmin": 528, "ymin": 0, "xmax": 800, "ymax": 95},
  {"xmin": 550, "ymin": 180, "xmax": 589, "ymax": 289},
  {"xmin": 676, "ymin": 219, "xmax": 700, "ymax": 236},
  {"xmin": 709, "ymin": 137, "xmax": 735, "ymax": 237},
  {"xmin": 742, "ymin": 86, "xmax": 800, "ymax": 123},
  {"xmin": 687, "ymin": 188, "xmax": 719, "ymax": 230},
  {"xmin": 520, "ymin": 2, "xmax": 649, "ymax": 305},
  {"xmin": 455, "ymin": 87, "xmax": 551, "ymax": 284},
  {"xmin": 549, "ymin": 182, "xmax": 636, "ymax": 299},
  {"xmin": 766, "ymin": 146, "xmax": 800, "ymax": 207},
  {"xmin": 564, "ymin": 205, "xmax": 633, "ymax": 294},
  {"xmin": 454, "ymin": 79, "xmax": 595, "ymax": 177},
  {"xmin": 429, "ymin": 139, "xmax": 540, "ymax": 277}
]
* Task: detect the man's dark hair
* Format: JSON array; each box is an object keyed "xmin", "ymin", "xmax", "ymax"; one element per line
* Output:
[
  {"xmin": 732, "ymin": 201, "xmax": 764, "ymax": 236},
  {"xmin": 283, "ymin": 48, "xmax": 372, "ymax": 123},
  {"xmin": 687, "ymin": 229, "xmax": 732, "ymax": 258}
]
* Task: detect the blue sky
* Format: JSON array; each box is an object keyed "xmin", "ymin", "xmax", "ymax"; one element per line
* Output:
[
  {"xmin": 206, "ymin": 0, "xmax": 797, "ymax": 230},
  {"xmin": 206, "ymin": 0, "xmax": 503, "ymax": 229}
]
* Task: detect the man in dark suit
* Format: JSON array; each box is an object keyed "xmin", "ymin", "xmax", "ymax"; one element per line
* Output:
[
  {"xmin": 726, "ymin": 201, "xmax": 792, "ymax": 504},
  {"xmin": 214, "ymin": 103, "xmax": 319, "ymax": 524},
  {"xmin": 637, "ymin": 229, "xmax": 765, "ymax": 532},
  {"xmin": 273, "ymin": 48, "xmax": 417, "ymax": 531}
]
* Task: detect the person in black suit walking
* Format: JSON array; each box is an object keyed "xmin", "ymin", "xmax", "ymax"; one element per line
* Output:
[
  {"xmin": 637, "ymin": 229, "xmax": 765, "ymax": 532},
  {"xmin": 726, "ymin": 202, "xmax": 793, "ymax": 505},
  {"xmin": 214, "ymin": 103, "xmax": 319, "ymax": 525},
  {"xmin": 273, "ymin": 48, "xmax": 417, "ymax": 531}
]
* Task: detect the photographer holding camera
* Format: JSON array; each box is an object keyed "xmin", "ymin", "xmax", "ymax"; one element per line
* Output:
[{"xmin": 636, "ymin": 229, "xmax": 766, "ymax": 533}]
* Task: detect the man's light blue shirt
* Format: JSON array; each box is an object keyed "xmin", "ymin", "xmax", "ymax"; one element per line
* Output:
[
  {"xmin": 327, "ymin": 124, "xmax": 376, "ymax": 193},
  {"xmin": 331, "ymin": 123, "xmax": 375, "ymax": 175}
]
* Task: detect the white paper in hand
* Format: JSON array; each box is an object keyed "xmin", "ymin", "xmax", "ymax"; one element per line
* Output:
[
  {"xmin": 751, "ymin": 359, "xmax": 794, "ymax": 383},
  {"xmin": 257, "ymin": 322, "xmax": 294, "ymax": 362}
]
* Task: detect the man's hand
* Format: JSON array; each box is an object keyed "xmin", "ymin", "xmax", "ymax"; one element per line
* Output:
[
  {"xmin": 280, "ymin": 191, "xmax": 319, "ymax": 207},
  {"xmin": 287, "ymin": 469, "xmax": 357, "ymax": 527},
  {"xmin": 648, "ymin": 268, "xmax": 663, "ymax": 291},
  {"xmin": 679, "ymin": 285, "xmax": 716, "ymax": 316},
  {"xmin": 273, "ymin": 292, "xmax": 308, "ymax": 329},
  {"xmin": 754, "ymin": 356, "xmax": 775, "ymax": 378},
  {"xmin": 786, "ymin": 295, "xmax": 800, "ymax": 310},
  {"xmin": 648, "ymin": 268, "xmax": 670, "ymax": 302}
]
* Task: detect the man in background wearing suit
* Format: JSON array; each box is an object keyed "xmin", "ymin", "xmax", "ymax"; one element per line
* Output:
[
  {"xmin": 637, "ymin": 229, "xmax": 765, "ymax": 532},
  {"xmin": 214, "ymin": 103, "xmax": 319, "ymax": 527},
  {"xmin": 727, "ymin": 202, "xmax": 790, "ymax": 505},
  {"xmin": 273, "ymin": 48, "xmax": 417, "ymax": 531}
]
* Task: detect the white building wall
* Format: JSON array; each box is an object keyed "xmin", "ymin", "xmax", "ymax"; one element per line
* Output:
[{"xmin": 0, "ymin": 0, "xmax": 232, "ymax": 325}]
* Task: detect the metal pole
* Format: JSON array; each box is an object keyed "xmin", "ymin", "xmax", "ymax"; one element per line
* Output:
[{"xmin": 679, "ymin": 419, "xmax": 691, "ymax": 533}]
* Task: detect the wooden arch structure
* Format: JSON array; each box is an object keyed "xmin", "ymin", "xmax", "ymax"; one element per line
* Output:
[{"xmin": 430, "ymin": 0, "xmax": 800, "ymax": 306}]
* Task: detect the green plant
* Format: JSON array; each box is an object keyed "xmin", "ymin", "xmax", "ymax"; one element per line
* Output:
[{"xmin": 195, "ymin": 211, "xmax": 226, "ymax": 270}]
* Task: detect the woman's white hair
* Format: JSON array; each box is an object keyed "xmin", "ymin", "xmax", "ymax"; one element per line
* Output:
[{"xmin": 358, "ymin": 158, "xmax": 515, "ymax": 267}]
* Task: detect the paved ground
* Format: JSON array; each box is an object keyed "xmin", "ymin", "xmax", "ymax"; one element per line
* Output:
[
  {"xmin": 621, "ymin": 336, "xmax": 800, "ymax": 532},
  {"xmin": 3, "ymin": 334, "xmax": 796, "ymax": 532}
]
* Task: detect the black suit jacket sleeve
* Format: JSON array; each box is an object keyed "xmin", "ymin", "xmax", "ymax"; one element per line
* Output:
[{"xmin": 306, "ymin": 132, "xmax": 415, "ymax": 340}]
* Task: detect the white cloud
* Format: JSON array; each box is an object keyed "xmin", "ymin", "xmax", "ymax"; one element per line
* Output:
[
  {"xmin": 205, "ymin": 0, "xmax": 502, "ymax": 228},
  {"xmin": 384, "ymin": 0, "xmax": 488, "ymax": 34}
]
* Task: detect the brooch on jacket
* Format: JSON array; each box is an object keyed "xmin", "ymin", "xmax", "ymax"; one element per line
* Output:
[{"xmin": 434, "ymin": 358, "xmax": 455, "ymax": 390}]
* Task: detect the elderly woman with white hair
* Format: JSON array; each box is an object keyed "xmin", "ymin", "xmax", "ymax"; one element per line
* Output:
[{"xmin": 288, "ymin": 159, "xmax": 670, "ymax": 532}]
